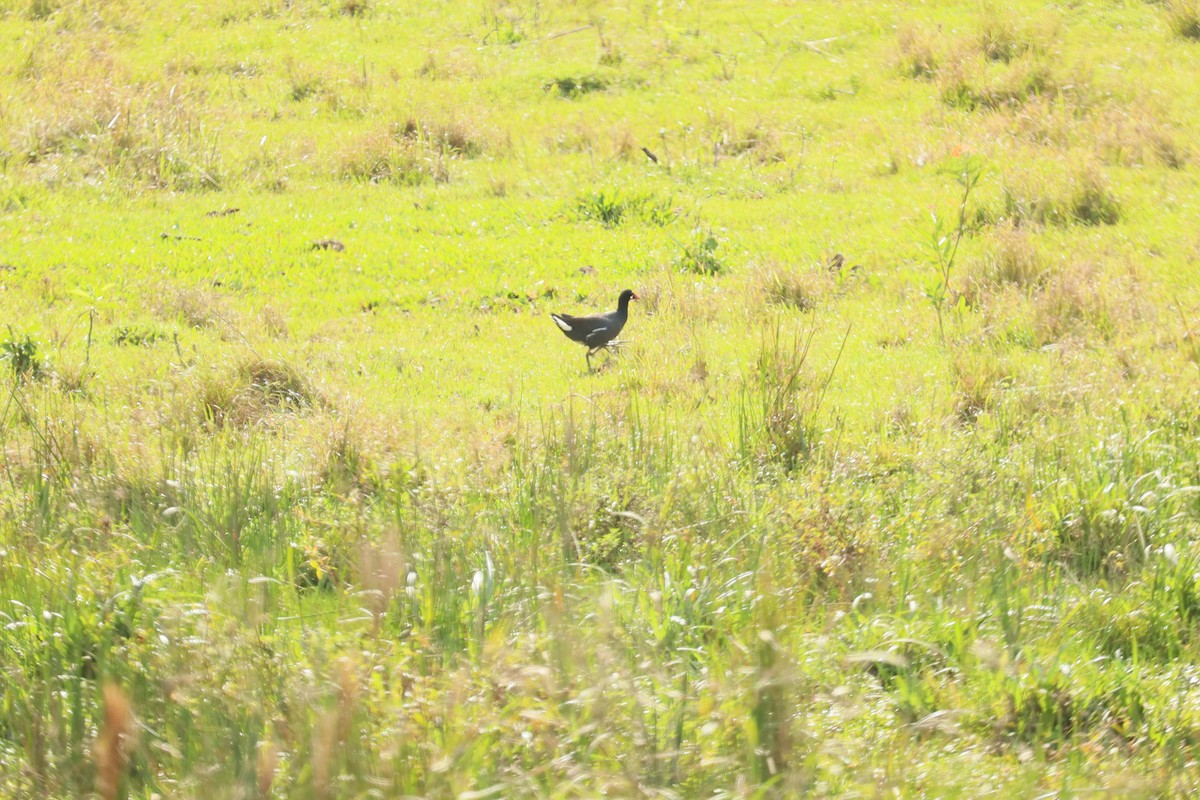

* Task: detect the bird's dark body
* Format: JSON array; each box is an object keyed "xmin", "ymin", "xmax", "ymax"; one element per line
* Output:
[{"xmin": 550, "ymin": 289, "xmax": 638, "ymax": 371}]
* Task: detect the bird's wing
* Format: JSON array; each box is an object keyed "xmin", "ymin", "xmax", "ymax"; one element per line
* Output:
[
  {"xmin": 550, "ymin": 314, "xmax": 573, "ymax": 332},
  {"xmin": 584, "ymin": 325, "xmax": 610, "ymax": 344}
]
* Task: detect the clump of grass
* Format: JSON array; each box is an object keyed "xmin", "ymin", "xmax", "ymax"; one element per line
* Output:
[
  {"xmin": 1070, "ymin": 564, "xmax": 1199, "ymax": 661},
  {"xmin": 17, "ymin": 81, "xmax": 223, "ymax": 191},
  {"xmin": 740, "ymin": 324, "xmax": 846, "ymax": 471},
  {"xmin": 895, "ymin": 24, "xmax": 938, "ymax": 78},
  {"xmin": 965, "ymin": 225, "xmax": 1048, "ymax": 297},
  {"xmin": 975, "ymin": 5, "xmax": 1036, "ymax": 63},
  {"xmin": 897, "ymin": 9, "xmax": 1047, "ymax": 88},
  {"xmin": 1096, "ymin": 107, "xmax": 1187, "ymax": 169},
  {"xmin": 239, "ymin": 359, "xmax": 313, "ymax": 405},
  {"xmin": 291, "ymin": 535, "xmax": 342, "ymax": 589},
  {"xmin": 544, "ymin": 75, "xmax": 607, "ymax": 98},
  {"xmin": 1032, "ymin": 260, "xmax": 1144, "ymax": 344},
  {"xmin": 261, "ymin": 306, "xmax": 290, "ymax": 339},
  {"xmin": 1166, "ymin": 0, "xmax": 1200, "ymax": 40},
  {"xmin": 752, "ymin": 259, "xmax": 844, "ymax": 311},
  {"xmin": 936, "ymin": 55, "xmax": 983, "ymax": 110},
  {"xmin": 397, "ymin": 117, "xmax": 485, "ymax": 158},
  {"xmin": 201, "ymin": 358, "xmax": 317, "ymax": 427},
  {"xmin": 1001, "ymin": 162, "xmax": 1120, "ymax": 227},
  {"xmin": 939, "ymin": 53, "xmax": 1059, "ymax": 111},
  {"xmin": 757, "ymin": 270, "xmax": 825, "ymax": 311},
  {"xmin": 53, "ymin": 360, "xmax": 93, "ymax": 395},
  {"xmin": 290, "ymin": 74, "xmax": 322, "ymax": 102},
  {"xmin": 26, "ymin": 0, "xmax": 56, "ymax": 21},
  {"xmin": 710, "ymin": 119, "xmax": 789, "ymax": 164},
  {"xmin": 312, "ymin": 415, "xmax": 374, "ymax": 496},
  {"xmin": 598, "ymin": 42, "xmax": 623, "ymax": 67},
  {"xmin": 1066, "ymin": 164, "xmax": 1121, "ymax": 225},
  {"xmin": 999, "ymin": 96, "xmax": 1075, "ymax": 148},
  {"xmin": 162, "ymin": 286, "xmax": 226, "ymax": 329},
  {"xmin": 337, "ymin": 127, "xmax": 448, "ymax": 185},
  {"xmin": 772, "ymin": 493, "xmax": 865, "ymax": 582},
  {"xmin": 635, "ymin": 272, "xmax": 721, "ymax": 322},
  {"xmin": 1038, "ymin": 432, "xmax": 1183, "ymax": 578},
  {"xmin": 573, "ymin": 190, "xmax": 675, "ymax": 227},
  {"xmin": 995, "ymin": 666, "xmax": 1096, "ymax": 744},
  {"xmin": 950, "ymin": 348, "xmax": 1012, "ymax": 422},
  {"xmin": 112, "ymin": 323, "xmax": 167, "ymax": 347}
]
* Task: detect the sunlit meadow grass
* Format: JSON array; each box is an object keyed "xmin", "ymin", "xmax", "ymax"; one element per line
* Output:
[{"xmin": 2, "ymin": 0, "xmax": 1200, "ymax": 797}]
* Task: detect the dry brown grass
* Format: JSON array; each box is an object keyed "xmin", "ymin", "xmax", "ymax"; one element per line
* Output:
[
  {"xmin": 200, "ymin": 357, "xmax": 320, "ymax": 428},
  {"xmin": 707, "ymin": 115, "xmax": 791, "ymax": 164},
  {"xmin": 340, "ymin": 0, "xmax": 370, "ymax": 17},
  {"xmin": 751, "ymin": 259, "xmax": 845, "ymax": 311},
  {"xmin": 94, "ymin": 683, "xmax": 134, "ymax": 800},
  {"xmin": 1000, "ymin": 160, "xmax": 1120, "ymax": 227},
  {"xmin": 894, "ymin": 24, "xmax": 939, "ymax": 79},
  {"xmin": 397, "ymin": 116, "xmax": 487, "ymax": 157},
  {"xmin": 938, "ymin": 51, "xmax": 1062, "ymax": 112},
  {"xmin": 160, "ymin": 286, "xmax": 227, "ymax": 330},
  {"xmin": 611, "ymin": 125, "xmax": 639, "ymax": 160},
  {"xmin": 637, "ymin": 270, "xmax": 723, "ymax": 323},
  {"xmin": 975, "ymin": 5, "xmax": 1039, "ymax": 63},
  {"xmin": 964, "ymin": 225, "xmax": 1048, "ymax": 301},
  {"xmin": 898, "ymin": 7, "xmax": 1061, "ymax": 115},
  {"xmin": 1033, "ymin": 260, "xmax": 1147, "ymax": 344},
  {"xmin": 299, "ymin": 403, "xmax": 414, "ymax": 499},
  {"xmin": 1166, "ymin": 0, "xmax": 1200, "ymax": 40},
  {"xmin": 261, "ymin": 306, "xmax": 290, "ymax": 340},
  {"xmin": 543, "ymin": 122, "xmax": 596, "ymax": 154},
  {"xmin": 951, "ymin": 348, "xmax": 1014, "ymax": 422},
  {"xmin": 13, "ymin": 75, "xmax": 223, "ymax": 190},
  {"xmin": 1095, "ymin": 106, "xmax": 1188, "ymax": 169},
  {"xmin": 996, "ymin": 97, "xmax": 1081, "ymax": 149},
  {"xmin": 336, "ymin": 126, "xmax": 449, "ymax": 185},
  {"xmin": 336, "ymin": 111, "xmax": 496, "ymax": 183},
  {"xmin": 894, "ymin": 7, "xmax": 1043, "ymax": 84},
  {"xmin": 983, "ymin": 88, "xmax": 1184, "ymax": 170},
  {"xmin": 412, "ymin": 49, "xmax": 482, "ymax": 81}
]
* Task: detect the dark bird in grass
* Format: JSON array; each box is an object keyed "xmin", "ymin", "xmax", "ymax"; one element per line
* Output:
[{"xmin": 550, "ymin": 289, "xmax": 639, "ymax": 372}]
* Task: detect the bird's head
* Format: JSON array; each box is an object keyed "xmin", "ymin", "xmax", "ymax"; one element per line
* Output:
[{"xmin": 620, "ymin": 289, "xmax": 639, "ymax": 303}]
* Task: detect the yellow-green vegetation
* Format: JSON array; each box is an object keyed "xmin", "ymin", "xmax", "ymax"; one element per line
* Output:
[{"xmin": 3, "ymin": 0, "xmax": 1200, "ymax": 796}]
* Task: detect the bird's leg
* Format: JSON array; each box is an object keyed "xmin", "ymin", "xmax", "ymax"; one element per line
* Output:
[{"xmin": 585, "ymin": 349, "xmax": 594, "ymax": 373}]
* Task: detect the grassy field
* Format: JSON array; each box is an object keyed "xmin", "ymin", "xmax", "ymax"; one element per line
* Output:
[{"xmin": 3, "ymin": 0, "xmax": 1200, "ymax": 796}]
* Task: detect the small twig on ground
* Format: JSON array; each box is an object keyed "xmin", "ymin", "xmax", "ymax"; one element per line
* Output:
[{"xmin": 544, "ymin": 25, "xmax": 592, "ymax": 41}]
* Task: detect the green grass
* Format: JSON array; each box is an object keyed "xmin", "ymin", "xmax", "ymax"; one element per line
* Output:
[{"xmin": 3, "ymin": 0, "xmax": 1200, "ymax": 797}]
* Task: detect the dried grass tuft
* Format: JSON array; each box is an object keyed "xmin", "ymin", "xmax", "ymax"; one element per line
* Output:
[
  {"xmin": 1166, "ymin": 0, "xmax": 1200, "ymax": 40},
  {"xmin": 964, "ymin": 225, "xmax": 1048, "ymax": 301},
  {"xmin": 1001, "ymin": 161, "xmax": 1120, "ymax": 227},
  {"xmin": 895, "ymin": 24, "xmax": 939, "ymax": 78},
  {"xmin": 200, "ymin": 357, "xmax": 319, "ymax": 428}
]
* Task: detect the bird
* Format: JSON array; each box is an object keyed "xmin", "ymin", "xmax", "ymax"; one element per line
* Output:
[{"xmin": 550, "ymin": 289, "xmax": 639, "ymax": 372}]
